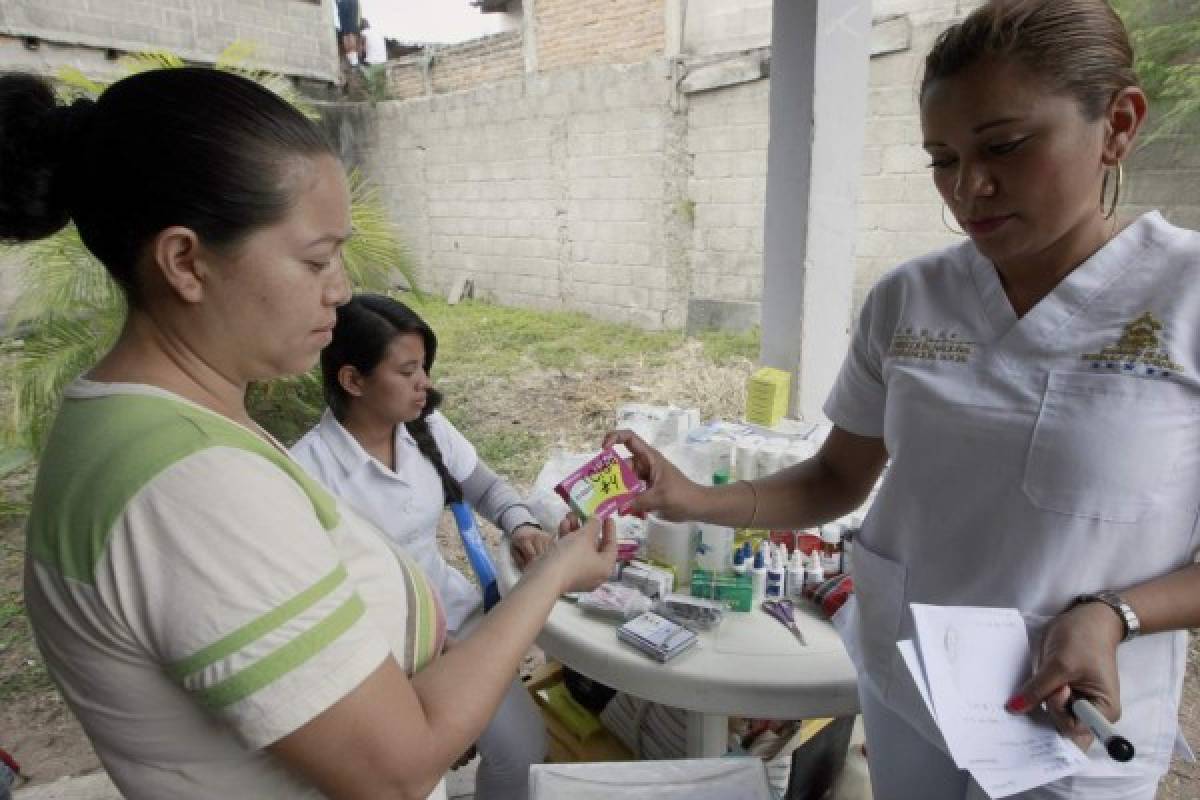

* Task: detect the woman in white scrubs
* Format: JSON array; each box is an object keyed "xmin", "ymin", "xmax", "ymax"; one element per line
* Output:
[
  {"xmin": 605, "ymin": 2, "xmax": 1200, "ymax": 798},
  {"xmin": 291, "ymin": 293, "xmax": 560, "ymax": 800}
]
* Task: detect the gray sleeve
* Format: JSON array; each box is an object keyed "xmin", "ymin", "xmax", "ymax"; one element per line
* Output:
[{"xmin": 460, "ymin": 461, "xmax": 540, "ymax": 538}]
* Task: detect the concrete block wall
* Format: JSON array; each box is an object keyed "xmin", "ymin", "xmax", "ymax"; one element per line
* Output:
[
  {"xmin": 387, "ymin": 61, "xmax": 427, "ymax": 102},
  {"xmin": 681, "ymin": 0, "xmax": 772, "ymax": 57},
  {"xmin": 534, "ymin": 0, "xmax": 665, "ymax": 73},
  {"xmin": 0, "ymin": 0, "xmax": 338, "ymax": 82},
  {"xmin": 855, "ymin": 3, "xmax": 969, "ymax": 312},
  {"xmin": 685, "ymin": 78, "xmax": 770, "ymax": 308},
  {"xmin": 430, "ymin": 32, "xmax": 524, "ymax": 96},
  {"xmin": 384, "ymin": 33, "xmax": 525, "ymax": 103},
  {"xmin": 367, "ymin": 60, "xmax": 688, "ymax": 329},
  {"xmin": 1123, "ymin": 134, "xmax": 1200, "ymax": 233}
]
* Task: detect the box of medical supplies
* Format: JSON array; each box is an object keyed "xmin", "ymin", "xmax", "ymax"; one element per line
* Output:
[
  {"xmin": 746, "ymin": 367, "xmax": 790, "ymax": 428},
  {"xmin": 689, "ymin": 568, "xmax": 753, "ymax": 611}
]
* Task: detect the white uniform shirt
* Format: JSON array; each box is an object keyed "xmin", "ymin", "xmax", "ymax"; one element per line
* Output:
[
  {"xmin": 825, "ymin": 212, "xmax": 1200, "ymax": 780},
  {"xmin": 292, "ymin": 409, "xmax": 484, "ymax": 632}
]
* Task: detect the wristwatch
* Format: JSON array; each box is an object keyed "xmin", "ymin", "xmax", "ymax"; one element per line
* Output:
[{"xmin": 1072, "ymin": 590, "xmax": 1141, "ymax": 642}]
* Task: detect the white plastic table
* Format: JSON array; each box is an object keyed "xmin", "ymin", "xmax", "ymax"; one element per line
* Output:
[{"xmin": 497, "ymin": 548, "xmax": 860, "ymax": 757}]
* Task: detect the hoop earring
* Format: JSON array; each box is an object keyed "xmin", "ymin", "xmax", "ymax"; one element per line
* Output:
[
  {"xmin": 942, "ymin": 204, "xmax": 965, "ymax": 236},
  {"xmin": 1101, "ymin": 162, "xmax": 1123, "ymax": 220}
]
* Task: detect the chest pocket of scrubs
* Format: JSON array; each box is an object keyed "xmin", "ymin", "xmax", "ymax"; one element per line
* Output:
[{"xmin": 1023, "ymin": 371, "xmax": 1197, "ymax": 523}]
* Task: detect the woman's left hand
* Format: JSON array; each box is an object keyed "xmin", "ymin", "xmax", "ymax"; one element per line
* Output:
[
  {"xmin": 511, "ymin": 524, "xmax": 555, "ymax": 569},
  {"xmin": 1005, "ymin": 601, "xmax": 1126, "ymax": 751}
]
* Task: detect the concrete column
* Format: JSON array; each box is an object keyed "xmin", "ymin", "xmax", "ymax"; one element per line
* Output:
[
  {"xmin": 521, "ymin": 0, "xmax": 538, "ymax": 73},
  {"xmin": 664, "ymin": 0, "xmax": 685, "ymax": 58},
  {"xmin": 761, "ymin": 0, "xmax": 871, "ymax": 421}
]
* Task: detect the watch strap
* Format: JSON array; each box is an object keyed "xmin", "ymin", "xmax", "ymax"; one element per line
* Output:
[{"xmin": 1073, "ymin": 590, "xmax": 1140, "ymax": 642}]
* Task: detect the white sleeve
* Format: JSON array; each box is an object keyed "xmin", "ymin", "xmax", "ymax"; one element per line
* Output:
[
  {"xmin": 104, "ymin": 447, "xmax": 390, "ymax": 749},
  {"xmin": 823, "ymin": 282, "xmax": 891, "ymax": 438},
  {"xmin": 427, "ymin": 412, "xmax": 479, "ymax": 483}
]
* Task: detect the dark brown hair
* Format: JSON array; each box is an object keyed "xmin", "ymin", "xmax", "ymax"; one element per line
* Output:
[
  {"xmin": 0, "ymin": 68, "xmax": 334, "ymax": 305},
  {"xmin": 321, "ymin": 293, "xmax": 463, "ymax": 506},
  {"xmin": 921, "ymin": 0, "xmax": 1139, "ymax": 119}
]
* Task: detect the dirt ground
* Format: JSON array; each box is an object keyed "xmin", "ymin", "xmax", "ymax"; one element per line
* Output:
[{"xmin": 2, "ymin": 341, "xmax": 1198, "ymax": 798}]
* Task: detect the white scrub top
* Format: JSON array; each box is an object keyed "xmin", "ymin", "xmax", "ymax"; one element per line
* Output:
[
  {"xmin": 291, "ymin": 409, "xmax": 484, "ymax": 632},
  {"xmin": 825, "ymin": 212, "xmax": 1200, "ymax": 780}
]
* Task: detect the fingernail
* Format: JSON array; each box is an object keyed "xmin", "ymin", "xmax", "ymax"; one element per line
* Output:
[{"xmin": 1005, "ymin": 694, "xmax": 1029, "ymax": 713}]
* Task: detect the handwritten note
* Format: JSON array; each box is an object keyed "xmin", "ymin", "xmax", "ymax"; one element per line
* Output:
[{"xmin": 898, "ymin": 604, "xmax": 1087, "ymax": 798}]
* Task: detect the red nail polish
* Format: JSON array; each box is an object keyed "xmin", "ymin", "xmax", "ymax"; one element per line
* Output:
[{"xmin": 1005, "ymin": 694, "xmax": 1029, "ymax": 713}]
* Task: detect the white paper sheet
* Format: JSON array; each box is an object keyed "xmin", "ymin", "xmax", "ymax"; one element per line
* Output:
[{"xmin": 899, "ymin": 605, "xmax": 1088, "ymax": 798}]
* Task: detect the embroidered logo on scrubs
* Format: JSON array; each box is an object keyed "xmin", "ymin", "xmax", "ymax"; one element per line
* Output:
[
  {"xmin": 888, "ymin": 327, "xmax": 975, "ymax": 364},
  {"xmin": 1080, "ymin": 312, "xmax": 1183, "ymax": 378}
]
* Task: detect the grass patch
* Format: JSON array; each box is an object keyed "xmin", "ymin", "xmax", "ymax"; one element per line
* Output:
[
  {"xmin": 0, "ymin": 658, "xmax": 54, "ymax": 702},
  {"xmin": 0, "ymin": 588, "xmax": 52, "ymax": 702},
  {"xmin": 697, "ymin": 327, "xmax": 760, "ymax": 365},
  {"xmin": 470, "ymin": 430, "xmax": 545, "ymax": 485},
  {"xmin": 440, "ymin": 403, "xmax": 546, "ymax": 485},
  {"xmin": 408, "ymin": 296, "xmax": 684, "ymax": 376}
]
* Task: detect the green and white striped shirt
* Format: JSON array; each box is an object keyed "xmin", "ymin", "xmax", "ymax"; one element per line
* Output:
[{"xmin": 25, "ymin": 380, "xmax": 446, "ymax": 799}]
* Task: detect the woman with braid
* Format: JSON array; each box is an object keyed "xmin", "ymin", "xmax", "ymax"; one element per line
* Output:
[{"xmin": 291, "ymin": 292, "xmax": 559, "ymax": 800}]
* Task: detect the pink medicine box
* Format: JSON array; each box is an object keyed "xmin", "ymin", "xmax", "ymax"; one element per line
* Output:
[{"xmin": 554, "ymin": 447, "xmax": 646, "ymax": 522}]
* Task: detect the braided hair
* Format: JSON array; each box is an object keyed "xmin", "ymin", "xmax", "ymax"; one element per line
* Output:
[{"xmin": 320, "ymin": 293, "xmax": 463, "ymax": 505}]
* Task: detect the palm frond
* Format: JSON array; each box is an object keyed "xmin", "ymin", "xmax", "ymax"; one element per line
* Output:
[
  {"xmin": 54, "ymin": 66, "xmax": 107, "ymax": 100},
  {"xmin": 5, "ymin": 227, "xmax": 123, "ymax": 333},
  {"xmin": 9, "ymin": 315, "xmax": 116, "ymax": 450},
  {"xmin": 214, "ymin": 40, "xmax": 261, "ymax": 71},
  {"xmin": 1114, "ymin": 0, "xmax": 1200, "ymax": 145},
  {"xmin": 120, "ymin": 50, "xmax": 187, "ymax": 74},
  {"xmin": 247, "ymin": 369, "xmax": 326, "ymax": 445},
  {"xmin": 214, "ymin": 41, "xmax": 319, "ymax": 119},
  {"xmin": 345, "ymin": 171, "xmax": 418, "ymax": 294}
]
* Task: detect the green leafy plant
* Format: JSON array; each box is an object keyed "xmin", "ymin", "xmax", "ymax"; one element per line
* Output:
[
  {"xmin": 1114, "ymin": 0, "xmax": 1200, "ymax": 141},
  {"xmin": 1, "ymin": 44, "xmax": 414, "ymax": 454}
]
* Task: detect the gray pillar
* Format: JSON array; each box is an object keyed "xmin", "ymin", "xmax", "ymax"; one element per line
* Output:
[
  {"xmin": 521, "ymin": 0, "xmax": 539, "ymax": 73},
  {"xmin": 761, "ymin": 0, "xmax": 871, "ymax": 421}
]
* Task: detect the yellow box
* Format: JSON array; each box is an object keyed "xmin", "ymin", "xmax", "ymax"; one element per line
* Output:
[
  {"xmin": 746, "ymin": 367, "xmax": 790, "ymax": 428},
  {"xmin": 526, "ymin": 662, "xmax": 635, "ymax": 763}
]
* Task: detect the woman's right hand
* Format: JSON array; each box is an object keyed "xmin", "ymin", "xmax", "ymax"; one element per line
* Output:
[
  {"xmin": 602, "ymin": 429, "xmax": 702, "ymax": 521},
  {"xmin": 543, "ymin": 515, "xmax": 618, "ymax": 594}
]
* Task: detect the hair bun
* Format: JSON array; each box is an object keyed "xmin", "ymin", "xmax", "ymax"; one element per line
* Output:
[
  {"xmin": 0, "ymin": 76, "xmax": 90, "ymax": 242},
  {"xmin": 51, "ymin": 97, "xmax": 98, "ymax": 152}
]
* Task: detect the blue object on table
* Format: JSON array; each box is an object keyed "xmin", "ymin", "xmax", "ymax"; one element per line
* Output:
[
  {"xmin": 451, "ymin": 501, "xmax": 501, "ymax": 611},
  {"xmin": 762, "ymin": 599, "xmax": 806, "ymax": 646}
]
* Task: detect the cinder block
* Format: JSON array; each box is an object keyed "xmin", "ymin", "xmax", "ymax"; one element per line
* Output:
[
  {"xmin": 860, "ymin": 175, "xmax": 909, "ymax": 205},
  {"xmin": 868, "ymin": 86, "xmax": 920, "ymax": 118},
  {"xmin": 863, "ymin": 116, "xmax": 920, "ymax": 147},
  {"xmin": 881, "ymin": 144, "xmax": 931, "ymax": 174},
  {"xmin": 869, "ymin": 52, "xmax": 920, "ymax": 89}
]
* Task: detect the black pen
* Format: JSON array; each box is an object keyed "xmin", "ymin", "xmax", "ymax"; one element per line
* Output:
[{"xmin": 1068, "ymin": 692, "xmax": 1135, "ymax": 762}]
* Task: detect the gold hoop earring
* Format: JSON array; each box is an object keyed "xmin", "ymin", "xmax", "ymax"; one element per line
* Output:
[
  {"xmin": 1101, "ymin": 162, "xmax": 1123, "ymax": 220},
  {"xmin": 942, "ymin": 204, "xmax": 965, "ymax": 236}
]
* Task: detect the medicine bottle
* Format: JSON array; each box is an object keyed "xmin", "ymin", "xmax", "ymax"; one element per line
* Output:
[{"xmin": 819, "ymin": 523, "xmax": 843, "ymax": 576}]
